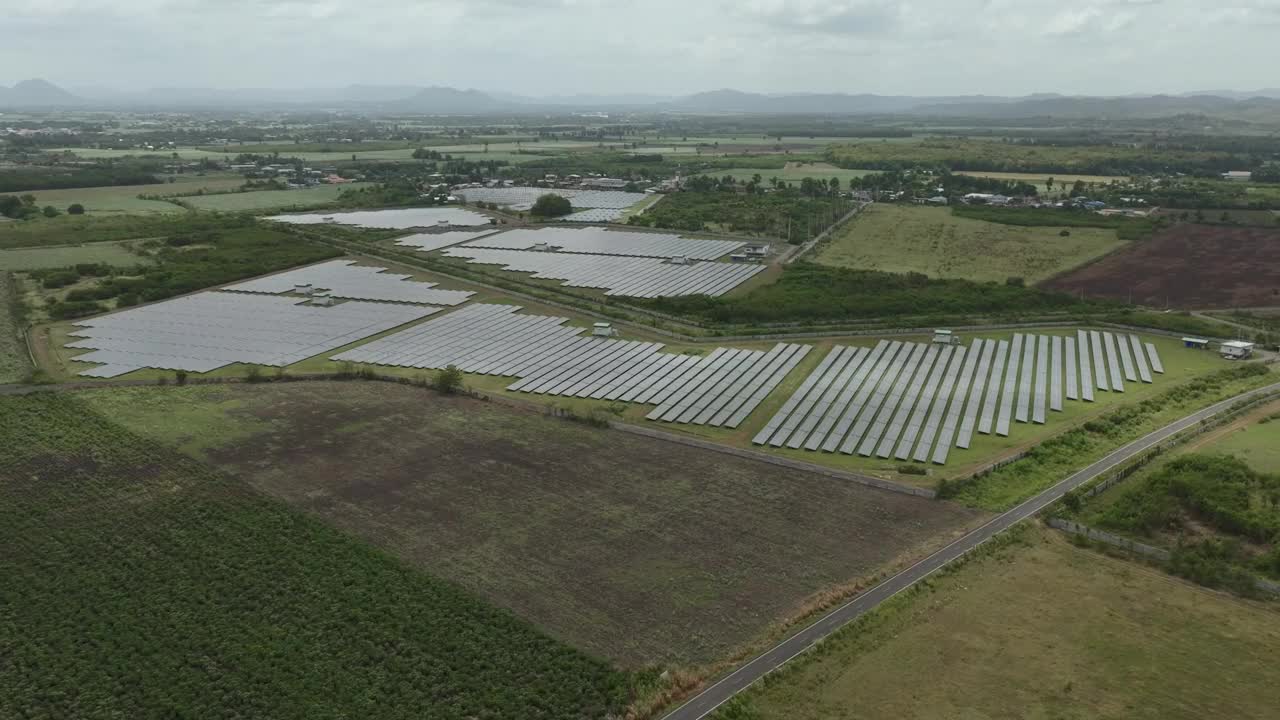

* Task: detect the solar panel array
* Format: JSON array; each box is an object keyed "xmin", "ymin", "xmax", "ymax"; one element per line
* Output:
[
  {"xmin": 755, "ymin": 331, "xmax": 1167, "ymax": 465},
  {"xmin": 69, "ymin": 292, "xmax": 437, "ymax": 379},
  {"xmin": 332, "ymin": 303, "xmax": 806, "ymax": 427},
  {"xmin": 223, "ymin": 260, "xmax": 475, "ymax": 306},
  {"xmin": 393, "ymin": 231, "xmax": 502, "ymax": 252},
  {"xmin": 456, "ymin": 187, "xmax": 645, "ymax": 211},
  {"xmin": 462, "ymin": 227, "xmax": 744, "ymax": 260},
  {"xmin": 265, "ymin": 207, "xmax": 490, "ymax": 228},
  {"xmin": 440, "ymin": 247, "xmax": 764, "ymax": 297},
  {"xmin": 562, "ymin": 208, "xmax": 625, "ymax": 223}
]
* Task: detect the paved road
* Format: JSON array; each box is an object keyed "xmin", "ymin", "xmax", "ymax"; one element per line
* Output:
[{"xmin": 661, "ymin": 381, "xmax": 1280, "ymax": 720}]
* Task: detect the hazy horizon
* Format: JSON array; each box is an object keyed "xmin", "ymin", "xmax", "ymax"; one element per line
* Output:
[{"xmin": 5, "ymin": 0, "xmax": 1279, "ymax": 97}]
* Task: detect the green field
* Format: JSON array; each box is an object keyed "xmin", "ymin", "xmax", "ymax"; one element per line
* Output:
[
  {"xmin": 815, "ymin": 204, "xmax": 1126, "ymax": 284},
  {"xmin": 50, "ymin": 146, "xmax": 237, "ymax": 160},
  {"xmin": 14, "ymin": 174, "xmax": 245, "ymax": 215},
  {"xmin": 955, "ymin": 170, "xmax": 1128, "ymax": 193},
  {"xmin": 0, "ymin": 240, "xmax": 145, "ymax": 270},
  {"xmin": 1197, "ymin": 406, "xmax": 1280, "ymax": 473},
  {"xmin": 716, "ymin": 526, "xmax": 1280, "ymax": 720},
  {"xmin": 179, "ymin": 183, "xmax": 372, "ymax": 212},
  {"xmin": 0, "ymin": 392, "xmax": 634, "ymax": 719}
]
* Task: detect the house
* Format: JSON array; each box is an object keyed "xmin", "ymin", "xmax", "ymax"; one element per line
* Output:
[
  {"xmin": 745, "ymin": 244, "xmax": 770, "ymax": 258},
  {"xmin": 1221, "ymin": 171, "xmax": 1253, "ymax": 182},
  {"xmin": 582, "ymin": 177, "xmax": 630, "ymax": 190},
  {"xmin": 1220, "ymin": 340, "xmax": 1254, "ymax": 359}
]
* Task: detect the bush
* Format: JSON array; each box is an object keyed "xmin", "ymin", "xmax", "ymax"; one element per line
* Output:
[
  {"xmin": 175, "ymin": 370, "xmax": 188, "ymax": 385},
  {"xmin": 41, "ymin": 271, "xmax": 80, "ymax": 289},
  {"xmin": 433, "ymin": 365, "xmax": 465, "ymax": 394},
  {"xmin": 42, "ymin": 206, "xmax": 60, "ymax": 218},
  {"xmin": 1059, "ymin": 229, "xmax": 1071, "ymax": 237},
  {"xmin": 530, "ymin": 194, "xmax": 572, "ymax": 218},
  {"xmin": 897, "ymin": 464, "xmax": 928, "ymax": 476},
  {"xmin": 67, "ymin": 203, "xmax": 86, "ymax": 215}
]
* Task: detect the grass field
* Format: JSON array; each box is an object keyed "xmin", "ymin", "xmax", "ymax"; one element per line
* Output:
[
  {"xmin": 0, "ymin": 272, "xmax": 28, "ymax": 383},
  {"xmin": 50, "ymin": 146, "xmax": 236, "ymax": 160},
  {"xmin": 79, "ymin": 382, "xmax": 984, "ymax": 669},
  {"xmin": 716, "ymin": 526, "xmax": 1280, "ymax": 720},
  {"xmin": 179, "ymin": 183, "xmax": 371, "ymax": 212},
  {"xmin": 0, "ymin": 392, "xmax": 634, "ymax": 719},
  {"xmin": 15, "ymin": 174, "xmax": 245, "ymax": 215},
  {"xmin": 0, "ymin": 240, "xmax": 145, "ymax": 270},
  {"xmin": 697, "ymin": 162, "xmax": 877, "ymax": 187},
  {"xmin": 815, "ymin": 204, "xmax": 1125, "ymax": 284}
]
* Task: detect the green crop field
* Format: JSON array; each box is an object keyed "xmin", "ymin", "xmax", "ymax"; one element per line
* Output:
[
  {"xmin": 0, "ymin": 240, "xmax": 146, "ymax": 270},
  {"xmin": 955, "ymin": 170, "xmax": 1128, "ymax": 193},
  {"xmin": 78, "ymin": 382, "xmax": 981, "ymax": 669},
  {"xmin": 0, "ymin": 392, "xmax": 634, "ymax": 719},
  {"xmin": 50, "ymin": 146, "xmax": 236, "ymax": 160},
  {"xmin": 180, "ymin": 183, "xmax": 372, "ymax": 212},
  {"xmin": 815, "ymin": 204, "xmax": 1126, "ymax": 284},
  {"xmin": 716, "ymin": 526, "xmax": 1280, "ymax": 720},
  {"xmin": 14, "ymin": 174, "xmax": 246, "ymax": 215}
]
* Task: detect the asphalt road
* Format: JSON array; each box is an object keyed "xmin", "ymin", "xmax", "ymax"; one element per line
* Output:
[{"xmin": 661, "ymin": 380, "xmax": 1280, "ymax": 720}]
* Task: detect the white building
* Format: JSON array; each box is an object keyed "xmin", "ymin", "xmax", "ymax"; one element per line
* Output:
[{"xmin": 1220, "ymin": 340, "xmax": 1255, "ymax": 360}]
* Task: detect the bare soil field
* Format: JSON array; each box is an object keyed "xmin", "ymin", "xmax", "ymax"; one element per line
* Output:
[
  {"xmin": 1045, "ymin": 223, "xmax": 1280, "ymax": 308},
  {"xmin": 82, "ymin": 382, "xmax": 985, "ymax": 669}
]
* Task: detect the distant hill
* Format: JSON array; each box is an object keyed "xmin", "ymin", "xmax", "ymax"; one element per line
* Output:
[
  {"xmin": 0, "ymin": 79, "xmax": 81, "ymax": 107},
  {"xmin": 394, "ymin": 86, "xmax": 508, "ymax": 114}
]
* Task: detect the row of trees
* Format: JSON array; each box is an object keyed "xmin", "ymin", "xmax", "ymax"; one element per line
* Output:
[{"xmin": 0, "ymin": 194, "xmax": 84, "ymax": 219}]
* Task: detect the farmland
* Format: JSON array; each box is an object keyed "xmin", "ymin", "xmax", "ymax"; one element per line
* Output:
[
  {"xmin": 1044, "ymin": 224, "xmax": 1280, "ymax": 308},
  {"xmin": 79, "ymin": 381, "xmax": 984, "ymax": 668},
  {"xmin": 955, "ymin": 170, "xmax": 1128, "ymax": 193},
  {"xmin": 697, "ymin": 162, "xmax": 877, "ymax": 187},
  {"xmin": 715, "ymin": 526, "xmax": 1280, "ymax": 720},
  {"xmin": 0, "ymin": 392, "xmax": 634, "ymax": 720},
  {"xmin": 814, "ymin": 204, "xmax": 1125, "ymax": 284},
  {"xmin": 11, "ymin": 174, "xmax": 246, "ymax": 215},
  {"xmin": 178, "ymin": 183, "xmax": 372, "ymax": 212},
  {"xmin": 0, "ymin": 240, "xmax": 144, "ymax": 270}
]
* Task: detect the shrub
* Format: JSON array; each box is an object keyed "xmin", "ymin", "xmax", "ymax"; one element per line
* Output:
[
  {"xmin": 42, "ymin": 206, "xmax": 60, "ymax": 218},
  {"xmin": 897, "ymin": 464, "xmax": 928, "ymax": 476},
  {"xmin": 175, "ymin": 370, "xmax": 188, "ymax": 385},
  {"xmin": 530, "ymin": 194, "xmax": 572, "ymax": 218},
  {"xmin": 433, "ymin": 365, "xmax": 465, "ymax": 394},
  {"xmin": 67, "ymin": 203, "xmax": 86, "ymax": 215},
  {"xmin": 41, "ymin": 271, "xmax": 80, "ymax": 289}
]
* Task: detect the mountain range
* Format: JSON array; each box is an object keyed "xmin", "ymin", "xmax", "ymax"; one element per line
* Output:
[{"xmin": 5, "ymin": 79, "xmax": 1280, "ymax": 119}]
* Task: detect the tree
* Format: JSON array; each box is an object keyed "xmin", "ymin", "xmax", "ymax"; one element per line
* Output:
[
  {"xmin": 530, "ymin": 193, "xmax": 572, "ymax": 218},
  {"xmin": 67, "ymin": 203, "xmax": 86, "ymax": 215},
  {"xmin": 42, "ymin": 205, "xmax": 59, "ymax": 217},
  {"xmin": 1046, "ymin": 177, "xmax": 1055, "ymax": 192},
  {"xmin": 433, "ymin": 365, "xmax": 465, "ymax": 394}
]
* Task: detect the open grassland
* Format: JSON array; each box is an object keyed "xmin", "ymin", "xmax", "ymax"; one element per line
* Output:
[
  {"xmin": 815, "ymin": 204, "xmax": 1125, "ymax": 284},
  {"xmin": 50, "ymin": 146, "xmax": 236, "ymax": 160},
  {"xmin": 80, "ymin": 381, "xmax": 984, "ymax": 668},
  {"xmin": 0, "ymin": 272, "xmax": 28, "ymax": 383},
  {"xmin": 1045, "ymin": 223, "xmax": 1280, "ymax": 308},
  {"xmin": 0, "ymin": 392, "xmax": 634, "ymax": 720},
  {"xmin": 14, "ymin": 174, "xmax": 245, "ymax": 215},
  {"xmin": 825, "ymin": 138, "xmax": 1232, "ymax": 175},
  {"xmin": 0, "ymin": 213, "xmax": 190, "ymax": 249},
  {"xmin": 0, "ymin": 240, "xmax": 144, "ymax": 270},
  {"xmin": 715, "ymin": 526, "xmax": 1280, "ymax": 720},
  {"xmin": 179, "ymin": 183, "xmax": 371, "ymax": 212},
  {"xmin": 1191, "ymin": 401, "xmax": 1280, "ymax": 473}
]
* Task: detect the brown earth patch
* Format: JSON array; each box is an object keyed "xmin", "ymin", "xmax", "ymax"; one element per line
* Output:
[
  {"xmin": 1043, "ymin": 223, "xmax": 1280, "ymax": 308},
  {"xmin": 112, "ymin": 381, "xmax": 985, "ymax": 669}
]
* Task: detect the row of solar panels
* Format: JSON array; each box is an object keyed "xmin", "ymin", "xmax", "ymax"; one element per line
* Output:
[
  {"xmin": 455, "ymin": 187, "xmax": 645, "ymax": 210},
  {"xmin": 70, "ymin": 292, "xmax": 439, "ymax": 378},
  {"xmin": 224, "ymin": 260, "xmax": 474, "ymax": 306},
  {"xmin": 461, "ymin": 227, "xmax": 745, "ymax": 261},
  {"xmin": 755, "ymin": 331, "xmax": 1164, "ymax": 465},
  {"xmin": 331, "ymin": 304, "xmax": 806, "ymax": 428},
  {"xmin": 441, "ymin": 247, "xmax": 764, "ymax": 297}
]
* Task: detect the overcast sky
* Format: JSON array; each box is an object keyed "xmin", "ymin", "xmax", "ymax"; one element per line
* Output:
[{"xmin": 4, "ymin": 0, "xmax": 1278, "ymax": 96}]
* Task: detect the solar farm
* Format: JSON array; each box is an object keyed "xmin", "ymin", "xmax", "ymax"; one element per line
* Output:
[
  {"xmin": 333, "ymin": 303, "xmax": 810, "ymax": 428},
  {"xmin": 458, "ymin": 226, "xmax": 746, "ymax": 260},
  {"xmin": 224, "ymin": 259, "xmax": 475, "ymax": 305},
  {"xmin": 265, "ymin": 207, "xmax": 491, "ymax": 228},
  {"xmin": 756, "ymin": 330, "xmax": 1163, "ymax": 465}
]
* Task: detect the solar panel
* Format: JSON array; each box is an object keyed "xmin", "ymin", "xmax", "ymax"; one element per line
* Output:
[
  {"xmin": 956, "ymin": 339, "xmax": 994, "ymax": 449},
  {"xmin": 825, "ymin": 341, "xmax": 905, "ymax": 453},
  {"xmin": 890, "ymin": 345, "xmax": 951, "ymax": 459},
  {"xmin": 463, "ymin": 226, "xmax": 743, "ymax": 260},
  {"xmin": 911, "ymin": 346, "xmax": 963, "ymax": 462},
  {"xmin": 1089, "ymin": 330, "xmax": 1109, "ymax": 391},
  {"xmin": 872, "ymin": 345, "xmax": 943, "ymax": 458},
  {"xmin": 224, "ymin": 260, "xmax": 475, "ymax": 306},
  {"xmin": 267, "ymin": 207, "xmax": 490, "ymax": 228},
  {"xmin": 1129, "ymin": 334, "xmax": 1153, "ymax": 383},
  {"xmin": 754, "ymin": 346, "xmax": 846, "ymax": 445},
  {"xmin": 933, "ymin": 343, "xmax": 981, "ymax": 464},
  {"xmin": 845, "ymin": 342, "xmax": 925, "ymax": 455},
  {"xmin": 1116, "ymin": 332, "xmax": 1138, "ymax": 382},
  {"xmin": 1065, "ymin": 336, "xmax": 1079, "ymax": 401},
  {"xmin": 1102, "ymin": 331, "xmax": 1125, "ymax": 392},
  {"xmin": 996, "ymin": 335, "xmax": 1022, "ymax": 436},
  {"xmin": 1145, "ymin": 342, "xmax": 1164, "ymax": 374},
  {"xmin": 780, "ymin": 347, "xmax": 860, "ymax": 448},
  {"xmin": 1032, "ymin": 335, "xmax": 1049, "ymax": 424},
  {"xmin": 809, "ymin": 341, "xmax": 891, "ymax": 451},
  {"xmin": 1049, "ymin": 335, "xmax": 1064, "ymax": 412},
  {"xmin": 978, "ymin": 339, "xmax": 1008, "ymax": 436},
  {"xmin": 1015, "ymin": 333, "xmax": 1034, "ymax": 424},
  {"xmin": 1078, "ymin": 330, "xmax": 1096, "ymax": 401}
]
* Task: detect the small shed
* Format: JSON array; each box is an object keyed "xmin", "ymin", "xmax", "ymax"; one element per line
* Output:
[
  {"xmin": 1220, "ymin": 340, "xmax": 1255, "ymax": 360},
  {"xmin": 729, "ymin": 253, "xmax": 749, "ymax": 263},
  {"xmin": 591, "ymin": 322, "xmax": 618, "ymax": 338},
  {"xmin": 293, "ymin": 283, "xmax": 314, "ymax": 296},
  {"xmin": 1182, "ymin": 337, "xmax": 1210, "ymax": 349},
  {"xmin": 745, "ymin": 244, "xmax": 771, "ymax": 257},
  {"xmin": 669, "ymin": 255, "xmax": 690, "ymax": 265},
  {"xmin": 933, "ymin": 329, "xmax": 960, "ymax": 345},
  {"xmin": 310, "ymin": 290, "xmax": 333, "ymax": 307}
]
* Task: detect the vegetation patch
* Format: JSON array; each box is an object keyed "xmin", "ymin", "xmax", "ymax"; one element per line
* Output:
[
  {"xmin": 816, "ymin": 204, "xmax": 1125, "ymax": 284},
  {"xmin": 629, "ymin": 184, "xmax": 854, "ymax": 241},
  {"xmin": 713, "ymin": 526, "xmax": 1280, "ymax": 720},
  {"xmin": 0, "ymin": 271, "xmax": 29, "ymax": 383},
  {"xmin": 0, "ymin": 392, "xmax": 635, "ymax": 720}
]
